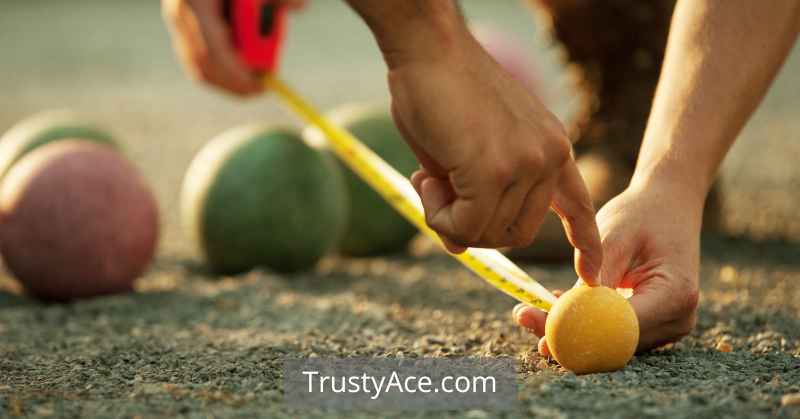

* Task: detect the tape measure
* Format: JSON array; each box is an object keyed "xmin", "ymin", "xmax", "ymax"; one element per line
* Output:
[
  {"xmin": 226, "ymin": 0, "xmax": 287, "ymax": 73},
  {"xmin": 228, "ymin": 0, "xmax": 557, "ymax": 311}
]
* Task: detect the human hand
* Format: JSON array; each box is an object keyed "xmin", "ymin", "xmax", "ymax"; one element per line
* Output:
[
  {"xmin": 391, "ymin": 31, "xmax": 601, "ymax": 282},
  {"xmin": 161, "ymin": 0, "xmax": 306, "ymax": 96},
  {"xmin": 514, "ymin": 177, "xmax": 703, "ymax": 354}
]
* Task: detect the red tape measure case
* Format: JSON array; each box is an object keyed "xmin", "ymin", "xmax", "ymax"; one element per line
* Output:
[{"xmin": 228, "ymin": 0, "xmax": 287, "ymax": 73}]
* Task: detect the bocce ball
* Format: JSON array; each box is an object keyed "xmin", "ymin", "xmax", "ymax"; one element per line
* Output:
[
  {"xmin": 0, "ymin": 140, "xmax": 159, "ymax": 301},
  {"xmin": 303, "ymin": 103, "xmax": 418, "ymax": 257},
  {"xmin": 181, "ymin": 124, "xmax": 347, "ymax": 274},
  {"xmin": 545, "ymin": 285, "xmax": 639, "ymax": 374},
  {"xmin": 0, "ymin": 110, "xmax": 117, "ymax": 179}
]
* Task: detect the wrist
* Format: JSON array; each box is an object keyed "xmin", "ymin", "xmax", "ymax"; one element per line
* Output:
[
  {"xmin": 629, "ymin": 163, "xmax": 709, "ymax": 217},
  {"xmin": 632, "ymin": 132, "xmax": 717, "ymax": 206},
  {"xmin": 347, "ymin": 0, "xmax": 468, "ymax": 69}
]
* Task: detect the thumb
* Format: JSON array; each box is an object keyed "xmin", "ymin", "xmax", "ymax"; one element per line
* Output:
[
  {"xmin": 596, "ymin": 234, "xmax": 635, "ymax": 289},
  {"xmin": 550, "ymin": 159, "xmax": 603, "ymax": 285},
  {"xmin": 419, "ymin": 177, "xmax": 466, "ymax": 253},
  {"xmin": 594, "ymin": 205, "xmax": 643, "ymax": 289},
  {"xmin": 513, "ymin": 288, "xmax": 566, "ymax": 358}
]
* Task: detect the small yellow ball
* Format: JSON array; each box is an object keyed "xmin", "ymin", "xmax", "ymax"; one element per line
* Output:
[{"xmin": 545, "ymin": 285, "xmax": 639, "ymax": 374}]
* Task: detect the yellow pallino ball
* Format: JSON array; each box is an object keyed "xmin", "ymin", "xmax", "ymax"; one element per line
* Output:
[{"xmin": 545, "ymin": 285, "xmax": 639, "ymax": 374}]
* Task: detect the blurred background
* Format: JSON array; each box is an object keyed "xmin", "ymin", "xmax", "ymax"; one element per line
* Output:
[
  {"xmin": 1, "ymin": 4, "xmax": 798, "ymax": 416},
  {"xmin": 0, "ymin": 0, "xmax": 798, "ymax": 260}
]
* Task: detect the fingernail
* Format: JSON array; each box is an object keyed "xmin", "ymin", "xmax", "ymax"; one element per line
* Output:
[
  {"xmin": 538, "ymin": 338, "xmax": 551, "ymax": 357},
  {"xmin": 512, "ymin": 303, "xmax": 526, "ymax": 321}
]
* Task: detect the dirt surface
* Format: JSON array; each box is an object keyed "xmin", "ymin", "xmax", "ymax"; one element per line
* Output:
[{"xmin": 1, "ymin": 1, "xmax": 799, "ymax": 418}]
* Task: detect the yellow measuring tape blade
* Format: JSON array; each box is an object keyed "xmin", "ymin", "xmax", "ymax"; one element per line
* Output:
[{"xmin": 265, "ymin": 76, "xmax": 556, "ymax": 312}]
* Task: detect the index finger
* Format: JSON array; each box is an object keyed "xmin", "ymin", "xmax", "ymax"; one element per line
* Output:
[{"xmin": 551, "ymin": 159, "xmax": 603, "ymax": 285}]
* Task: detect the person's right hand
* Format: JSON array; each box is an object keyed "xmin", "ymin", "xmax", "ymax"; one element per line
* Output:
[
  {"xmin": 514, "ymin": 177, "xmax": 703, "ymax": 353},
  {"xmin": 161, "ymin": 0, "xmax": 306, "ymax": 96},
  {"xmin": 393, "ymin": 31, "xmax": 602, "ymax": 282}
]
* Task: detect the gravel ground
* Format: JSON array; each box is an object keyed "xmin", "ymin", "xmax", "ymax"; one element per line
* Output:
[{"xmin": 1, "ymin": 1, "xmax": 799, "ymax": 418}]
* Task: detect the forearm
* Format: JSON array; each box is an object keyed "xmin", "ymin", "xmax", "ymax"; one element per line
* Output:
[
  {"xmin": 633, "ymin": 0, "xmax": 800, "ymax": 201},
  {"xmin": 344, "ymin": 0, "xmax": 469, "ymax": 68}
]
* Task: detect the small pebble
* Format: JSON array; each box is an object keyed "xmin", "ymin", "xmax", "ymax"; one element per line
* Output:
[
  {"xmin": 536, "ymin": 359, "xmax": 550, "ymax": 370},
  {"xmin": 426, "ymin": 336, "xmax": 445, "ymax": 345}
]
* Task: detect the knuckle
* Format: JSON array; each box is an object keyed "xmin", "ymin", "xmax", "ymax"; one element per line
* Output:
[
  {"xmin": 681, "ymin": 287, "xmax": 700, "ymax": 316},
  {"xmin": 662, "ymin": 289, "xmax": 699, "ymax": 324},
  {"xmin": 510, "ymin": 227, "xmax": 534, "ymax": 248},
  {"xmin": 671, "ymin": 272, "xmax": 700, "ymax": 316},
  {"xmin": 452, "ymin": 216, "xmax": 484, "ymax": 245},
  {"xmin": 674, "ymin": 312, "xmax": 698, "ymax": 339},
  {"xmin": 428, "ymin": 215, "xmax": 477, "ymax": 246},
  {"xmin": 519, "ymin": 148, "xmax": 545, "ymax": 171},
  {"xmin": 580, "ymin": 198, "xmax": 596, "ymax": 215},
  {"xmin": 665, "ymin": 279, "xmax": 700, "ymax": 340},
  {"xmin": 551, "ymin": 135, "xmax": 572, "ymax": 169},
  {"xmin": 489, "ymin": 161, "xmax": 515, "ymax": 188},
  {"xmin": 566, "ymin": 202, "xmax": 596, "ymax": 231},
  {"xmin": 545, "ymin": 115, "xmax": 569, "ymax": 140},
  {"xmin": 559, "ymin": 211, "xmax": 579, "ymax": 229}
]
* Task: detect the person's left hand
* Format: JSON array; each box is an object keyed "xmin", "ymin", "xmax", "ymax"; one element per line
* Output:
[{"xmin": 513, "ymin": 177, "xmax": 703, "ymax": 354}]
